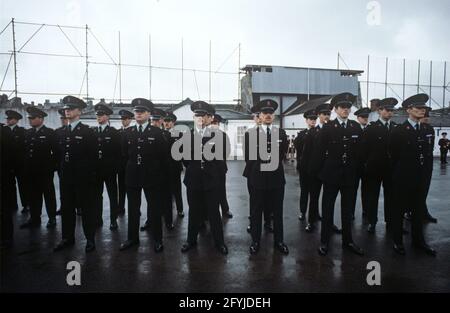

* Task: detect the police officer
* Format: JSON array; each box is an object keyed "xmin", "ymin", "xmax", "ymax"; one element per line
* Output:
[
  {"xmin": 4, "ymin": 110, "xmax": 28, "ymax": 213},
  {"xmin": 117, "ymin": 109, "xmax": 134, "ymax": 216},
  {"xmin": 163, "ymin": 111, "xmax": 184, "ymax": 218},
  {"xmin": 54, "ymin": 96, "xmax": 97, "ymax": 253},
  {"xmin": 120, "ymin": 99, "xmax": 168, "ymax": 252},
  {"xmin": 20, "ymin": 106, "xmax": 57, "ymax": 229},
  {"xmin": 210, "ymin": 113, "xmax": 233, "ymax": 219},
  {"xmin": 180, "ymin": 101, "xmax": 229, "ymax": 255},
  {"xmin": 246, "ymin": 99, "xmax": 289, "ymax": 255},
  {"xmin": 55, "ymin": 108, "xmax": 69, "ymax": 216},
  {"xmin": 438, "ymin": 132, "xmax": 449, "ymax": 164},
  {"xmin": 294, "ymin": 109, "xmax": 317, "ymax": 226},
  {"xmin": 361, "ymin": 98, "xmax": 397, "ymax": 233},
  {"xmin": 389, "ymin": 93, "xmax": 436, "ymax": 256},
  {"xmin": 93, "ymin": 103, "xmax": 121, "ymax": 230},
  {"xmin": 351, "ymin": 107, "xmax": 371, "ymax": 219},
  {"xmin": 312, "ymin": 93, "xmax": 364, "ymax": 256}
]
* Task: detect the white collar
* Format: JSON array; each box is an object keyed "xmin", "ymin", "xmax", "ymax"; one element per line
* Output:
[
  {"xmin": 408, "ymin": 118, "xmax": 419, "ymax": 128},
  {"xmin": 8, "ymin": 124, "xmax": 17, "ymax": 130},
  {"xmin": 379, "ymin": 118, "xmax": 390, "ymax": 126},
  {"xmin": 69, "ymin": 119, "xmax": 81, "ymax": 130},
  {"xmin": 34, "ymin": 125, "xmax": 44, "ymax": 132},
  {"xmin": 98, "ymin": 123, "xmax": 108, "ymax": 131},
  {"xmin": 261, "ymin": 124, "xmax": 272, "ymax": 133},
  {"xmin": 336, "ymin": 116, "xmax": 348, "ymax": 125},
  {"xmin": 136, "ymin": 121, "xmax": 149, "ymax": 131}
]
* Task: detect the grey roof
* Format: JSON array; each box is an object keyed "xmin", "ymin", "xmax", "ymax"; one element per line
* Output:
[
  {"xmin": 284, "ymin": 95, "xmax": 333, "ymax": 116},
  {"xmin": 242, "ymin": 64, "xmax": 364, "ymax": 76}
]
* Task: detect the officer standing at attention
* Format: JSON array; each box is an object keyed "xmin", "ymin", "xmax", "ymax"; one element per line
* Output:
[
  {"xmin": 117, "ymin": 109, "xmax": 134, "ymax": 216},
  {"xmin": 246, "ymin": 99, "xmax": 289, "ymax": 255},
  {"xmin": 4, "ymin": 110, "xmax": 28, "ymax": 213},
  {"xmin": 210, "ymin": 113, "xmax": 233, "ymax": 219},
  {"xmin": 55, "ymin": 108, "xmax": 69, "ymax": 216},
  {"xmin": 163, "ymin": 111, "xmax": 184, "ymax": 218},
  {"xmin": 54, "ymin": 96, "xmax": 97, "ymax": 253},
  {"xmin": 438, "ymin": 132, "xmax": 449, "ymax": 164},
  {"xmin": 181, "ymin": 101, "xmax": 229, "ymax": 255},
  {"xmin": 20, "ymin": 106, "xmax": 57, "ymax": 229},
  {"xmin": 294, "ymin": 109, "xmax": 317, "ymax": 227},
  {"xmin": 93, "ymin": 103, "xmax": 121, "ymax": 230},
  {"xmin": 120, "ymin": 99, "xmax": 168, "ymax": 252},
  {"xmin": 350, "ymin": 107, "xmax": 371, "ymax": 220},
  {"xmin": 312, "ymin": 93, "xmax": 364, "ymax": 256},
  {"xmin": 389, "ymin": 93, "xmax": 436, "ymax": 256},
  {"xmin": 362, "ymin": 98, "xmax": 397, "ymax": 233}
]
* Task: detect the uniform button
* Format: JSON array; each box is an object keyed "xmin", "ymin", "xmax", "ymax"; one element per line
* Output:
[
  {"xmin": 138, "ymin": 146, "xmax": 141, "ymax": 149},
  {"xmin": 66, "ymin": 145, "xmax": 69, "ymax": 147}
]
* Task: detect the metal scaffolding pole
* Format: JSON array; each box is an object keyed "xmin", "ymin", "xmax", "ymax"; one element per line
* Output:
[
  {"xmin": 118, "ymin": 31, "xmax": 122, "ymax": 103},
  {"xmin": 366, "ymin": 55, "xmax": 370, "ymax": 107},
  {"xmin": 237, "ymin": 43, "xmax": 241, "ymax": 106},
  {"xmin": 181, "ymin": 38, "xmax": 184, "ymax": 101},
  {"xmin": 402, "ymin": 58, "xmax": 406, "ymax": 101},
  {"xmin": 417, "ymin": 59, "xmax": 420, "ymax": 93},
  {"xmin": 209, "ymin": 40, "xmax": 212, "ymax": 103},
  {"xmin": 384, "ymin": 57, "xmax": 388, "ymax": 98},
  {"xmin": 85, "ymin": 24, "xmax": 89, "ymax": 101},
  {"xmin": 11, "ymin": 18, "xmax": 18, "ymax": 98},
  {"xmin": 148, "ymin": 34, "xmax": 152, "ymax": 100},
  {"xmin": 337, "ymin": 52, "xmax": 340, "ymax": 69},
  {"xmin": 443, "ymin": 61, "xmax": 447, "ymax": 108},
  {"xmin": 429, "ymin": 61, "xmax": 432, "ymax": 107}
]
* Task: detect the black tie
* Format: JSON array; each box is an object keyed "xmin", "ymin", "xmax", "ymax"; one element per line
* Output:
[
  {"xmin": 139, "ymin": 125, "xmax": 143, "ymax": 133},
  {"xmin": 68, "ymin": 124, "xmax": 72, "ymax": 132},
  {"xmin": 267, "ymin": 127, "xmax": 271, "ymax": 152},
  {"xmin": 415, "ymin": 124, "xmax": 420, "ymax": 131},
  {"xmin": 341, "ymin": 122, "xmax": 346, "ymax": 129}
]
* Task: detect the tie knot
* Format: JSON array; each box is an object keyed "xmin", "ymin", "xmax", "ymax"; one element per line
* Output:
[
  {"xmin": 341, "ymin": 122, "xmax": 346, "ymax": 128},
  {"xmin": 139, "ymin": 125, "xmax": 143, "ymax": 132}
]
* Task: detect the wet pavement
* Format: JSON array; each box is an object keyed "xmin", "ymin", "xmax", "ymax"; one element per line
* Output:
[{"xmin": 1, "ymin": 160, "xmax": 449, "ymax": 293}]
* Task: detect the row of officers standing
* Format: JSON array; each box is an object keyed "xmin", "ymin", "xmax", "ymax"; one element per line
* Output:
[{"xmin": 0, "ymin": 92, "xmax": 438, "ymax": 257}]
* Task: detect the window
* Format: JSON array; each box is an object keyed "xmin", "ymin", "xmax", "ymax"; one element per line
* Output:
[{"xmin": 237, "ymin": 126, "xmax": 248, "ymax": 144}]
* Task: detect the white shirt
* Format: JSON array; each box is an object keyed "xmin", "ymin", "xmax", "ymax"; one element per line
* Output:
[
  {"xmin": 8, "ymin": 124, "xmax": 17, "ymax": 130},
  {"xmin": 261, "ymin": 124, "xmax": 273, "ymax": 134},
  {"xmin": 336, "ymin": 116, "xmax": 348, "ymax": 128},
  {"xmin": 408, "ymin": 118, "xmax": 420, "ymax": 130},
  {"xmin": 97, "ymin": 123, "xmax": 108, "ymax": 132},
  {"xmin": 379, "ymin": 118, "xmax": 391, "ymax": 128},
  {"xmin": 136, "ymin": 121, "xmax": 149, "ymax": 132},
  {"xmin": 69, "ymin": 119, "xmax": 81, "ymax": 131}
]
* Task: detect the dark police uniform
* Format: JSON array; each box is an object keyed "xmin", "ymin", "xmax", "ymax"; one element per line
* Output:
[
  {"xmin": 54, "ymin": 96, "xmax": 97, "ymax": 253},
  {"xmin": 360, "ymin": 98, "xmax": 397, "ymax": 233},
  {"xmin": 5, "ymin": 110, "xmax": 28, "ymax": 212},
  {"xmin": 246, "ymin": 99, "xmax": 289, "ymax": 255},
  {"xmin": 120, "ymin": 99, "xmax": 168, "ymax": 252},
  {"xmin": 312, "ymin": 93, "xmax": 364, "ymax": 256},
  {"xmin": 389, "ymin": 93, "xmax": 436, "ymax": 256},
  {"xmin": 93, "ymin": 103, "xmax": 121, "ymax": 230},
  {"xmin": 117, "ymin": 109, "xmax": 134, "ymax": 216},
  {"xmin": 181, "ymin": 101, "xmax": 228, "ymax": 255},
  {"xmin": 20, "ymin": 107, "xmax": 58, "ymax": 229},
  {"xmin": 438, "ymin": 133, "xmax": 449, "ymax": 164}
]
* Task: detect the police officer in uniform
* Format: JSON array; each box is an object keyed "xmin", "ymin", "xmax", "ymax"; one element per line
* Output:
[
  {"xmin": 4, "ymin": 110, "xmax": 28, "ymax": 213},
  {"xmin": 93, "ymin": 103, "xmax": 121, "ymax": 230},
  {"xmin": 389, "ymin": 93, "xmax": 436, "ymax": 256},
  {"xmin": 246, "ymin": 99, "xmax": 289, "ymax": 255},
  {"xmin": 210, "ymin": 113, "xmax": 233, "ymax": 219},
  {"xmin": 181, "ymin": 101, "xmax": 229, "ymax": 255},
  {"xmin": 120, "ymin": 99, "xmax": 168, "ymax": 252},
  {"xmin": 361, "ymin": 98, "xmax": 397, "ymax": 233},
  {"xmin": 312, "ymin": 93, "xmax": 364, "ymax": 256},
  {"xmin": 54, "ymin": 96, "xmax": 97, "ymax": 253},
  {"xmin": 117, "ymin": 109, "xmax": 134, "ymax": 216},
  {"xmin": 20, "ymin": 107, "xmax": 57, "ymax": 229},
  {"xmin": 438, "ymin": 132, "xmax": 449, "ymax": 164},
  {"xmin": 163, "ymin": 111, "xmax": 184, "ymax": 218},
  {"xmin": 55, "ymin": 108, "xmax": 69, "ymax": 216},
  {"xmin": 294, "ymin": 109, "xmax": 317, "ymax": 228}
]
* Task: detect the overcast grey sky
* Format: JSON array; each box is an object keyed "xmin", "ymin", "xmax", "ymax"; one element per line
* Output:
[{"xmin": 1, "ymin": 0, "xmax": 449, "ymax": 105}]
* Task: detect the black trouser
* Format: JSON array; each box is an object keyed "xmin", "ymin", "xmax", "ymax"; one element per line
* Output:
[
  {"xmin": 1, "ymin": 171, "xmax": 15, "ymax": 244},
  {"xmin": 366, "ymin": 172, "xmax": 394, "ymax": 225},
  {"xmin": 170, "ymin": 173, "xmax": 183, "ymax": 213},
  {"xmin": 251, "ymin": 187, "xmax": 284, "ymax": 243},
  {"xmin": 392, "ymin": 180, "xmax": 426, "ymax": 246},
  {"xmin": 127, "ymin": 185, "xmax": 162, "ymax": 243},
  {"xmin": 298, "ymin": 170, "xmax": 309, "ymax": 215},
  {"xmin": 350, "ymin": 173, "xmax": 368, "ymax": 218},
  {"xmin": 218, "ymin": 172, "xmax": 230, "ymax": 214},
  {"xmin": 321, "ymin": 183, "xmax": 354, "ymax": 245},
  {"xmin": 60, "ymin": 178, "xmax": 96, "ymax": 241},
  {"xmin": 247, "ymin": 180, "xmax": 272, "ymax": 224},
  {"xmin": 309, "ymin": 176, "xmax": 322, "ymax": 223},
  {"xmin": 118, "ymin": 166, "xmax": 126, "ymax": 211},
  {"xmin": 163, "ymin": 179, "xmax": 173, "ymax": 226},
  {"xmin": 440, "ymin": 149, "xmax": 448, "ymax": 164},
  {"xmin": 12, "ymin": 169, "xmax": 28, "ymax": 210},
  {"xmin": 94, "ymin": 170, "xmax": 119, "ymax": 224},
  {"xmin": 186, "ymin": 187, "xmax": 224, "ymax": 246},
  {"xmin": 27, "ymin": 170, "xmax": 57, "ymax": 224}
]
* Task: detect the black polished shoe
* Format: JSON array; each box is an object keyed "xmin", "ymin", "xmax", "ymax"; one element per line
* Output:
[
  {"xmin": 393, "ymin": 243, "xmax": 406, "ymax": 255},
  {"xmin": 55, "ymin": 209, "xmax": 62, "ymax": 216},
  {"xmin": 21, "ymin": 206, "xmax": 29, "ymax": 214},
  {"xmin": 177, "ymin": 211, "xmax": 185, "ymax": 218},
  {"xmin": 154, "ymin": 242, "xmax": 164, "ymax": 253},
  {"xmin": 53, "ymin": 239, "xmax": 75, "ymax": 252},
  {"xmin": 109, "ymin": 220, "xmax": 118, "ymax": 230},
  {"xmin": 76, "ymin": 208, "xmax": 82, "ymax": 216},
  {"xmin": 332, "ymin": 224, "xmax": 342, "ymax": 234},
  {"xmin": 246, "ymin": 225, "xmax": 251, "ymax": 233},
  {"xmin": 298, "ymin": 213, "xmax": 305, "ymax": 221},
  {"xmin": 223, "ymin": 211, "xmax": 233, "ymax": 219},
  {"xmin": 318, "ymin": 214, "xmax": 322, "ymax": 221},
  {"xmin": 305, "ymin": 223, "xmax": 315, "ymax": 233},
  {"xmin": 318, "ymin": 243, "xmax": 328, "ymax": 256},
  {"xmin": 274, "ymin": 242, "xmax": 289, "ymax": 255},
  {"xmin": 367, "ymin": 224, "xmax": 376, "ymax": 234},
  {"xmin": 249, "ymin": 242, "xmax": 260, "ymax": 255},
  {"xmin": 424, "ymin": 213, "xmax": 437, "ymax": 223},
  {"xmin": 403, "ymin": 212, "xmax": 412, "ymax": 220},
  {"xmin": 96, "ymin": 219, "xmax": 104, "ymax": 228},
  {"xmin": 342, "ymin": 242, "xmax": 364, "ymax": 256},
  {"xmin": 264, "ymin": 222, "xmax": 274, "ymax": 233},
  {"xmin": 85, "ymin": 240, "xmax": 96, "ymax": 253},
  {"xmin": 413, "ymin": 243, "xmax": 437, "ymax": 256},
  {"xmin": 117, "ymin": 209, "xmax": 125, "ymax": 216},
  {"xmin": 20, "ymin": 220, "xmax": 40, "ymax": 229},
  {"xmin": 140, "ymin": 221, "xmax": 150, "ymax": 232},
  {"xmin": 216, "ymin": 244, "xmax": 228, "ymax": 255},
  {"xmin": 120, "ymin": 239, "xmax": 140, "ymax": 251},
  {"xmin": 181, "ymin": 242, "xmax": 197, "ymax": 253},
  {"xmin": 46, "ymin": 218, "xmax": 56, "ymax": 229},
  {"xmin": 166, "ymin": 223, "xmax": 175, "ymax": 231}
]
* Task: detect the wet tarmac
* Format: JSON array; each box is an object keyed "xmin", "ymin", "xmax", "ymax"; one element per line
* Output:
[{"xmin": 1, "ymin": 160, "xmax": 449, "ymax": 293}]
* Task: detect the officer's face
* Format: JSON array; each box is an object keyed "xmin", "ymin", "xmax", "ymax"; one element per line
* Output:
[
  {"xmin": 357, "ymin": 116, "xmax": 368, "ymax": 126},
  {"xmin": 65, "ymin": 108, "xmax": 81, "ymax": 121},
  {"xmin": 335, "ymin": 106, "xmax": 350, "ymax": 119},
  {"xmin": 134, "ymin": 110, "xmax": 150, "ymax": 124},
  {"xmin": 6, "ymin": 118, "xmax": 18, "ymax": 126},
  {"xmin": 204, "ymin": 114, "xmax": 213, "ymax": 126},
  {"xmin": 194, "ymin": 115, "xmax": 204, "ymax": 128},
  {"xmin": 378, "ymin": 108, "xmax": 393, "ymax": 120},
  {"xmin": 407, "ymin": 107, "xmax": 426, "ymax": 120},
  {"xmin": 163, "ymin": 120, "xmax": 174, "ymax": 129},
  {"xmin": 60, "ymin": 118, "xmax": 69, "ymax": 126},
  {"xmin": 210, "ymin": 121, "xmax": 220, "ymax": 129},
  {"xmin": 96, "ymin": 114, "xmax": 109, "ymax": 125},
  {"xmin": 253, "ymin": 114, "xmax": 261, "ymax": 125},
  {"xmin": 151, "ymin": 119, "xmax": 162, "ymax": 128},
  {"xmin": 259, "ymin": 111, "xmax": 274, "ymax": 125},
  {"xmin": 319, "ymin": 113, "xmax": 330, "ymax": 123},
  {"xmin": 306, "ymin": 118, "xmax": 317, "ymax": 128},
  {"xmin": 28, "ymin": 116, "xmax": 44, "ymax": 127},
  {"xmin": 121, "ymin": 118, "xmax": 132, "ymax": 128}
]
